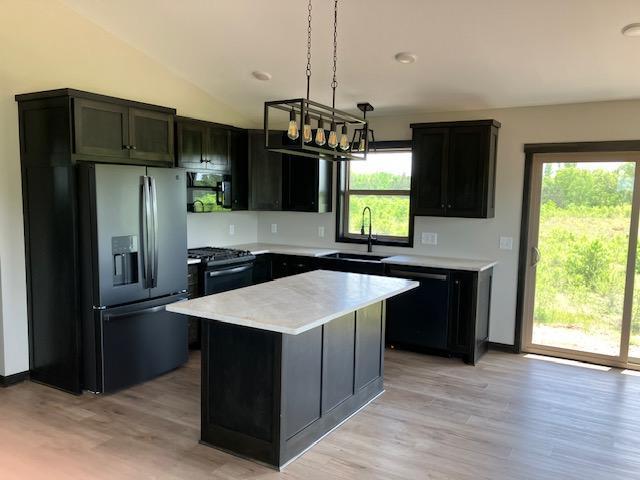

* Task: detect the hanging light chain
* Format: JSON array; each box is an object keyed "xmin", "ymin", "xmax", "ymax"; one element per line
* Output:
[
  {"xmin": 331, "ymin": 0, "xmax": 338, "ymax": 109},
  {"xmin": 306, "ymin": 0, "xmax": 312, "ymax": 101}
]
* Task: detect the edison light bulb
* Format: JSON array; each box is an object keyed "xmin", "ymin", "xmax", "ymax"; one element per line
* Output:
[
  {"xmin": 327, "ymin": 121, "xmax": 338, "ymax": 148},
  {"xmin": 287, "ymin": 109, "xmax": 299, "ymax": 140},
  {"xmin": 358, "ymin": 137, "xmax": 366, "ymax": 152},
  {"xmin": 315, "ymin": 116, "xmax": 326, "ymax": 146},
  {"xmin": 303, "ymin": 113, "xmax": 312, "ymax": 143},
  {"xmin": 339, "ymin": 125, "xmax": 349, "ymax": 150}
]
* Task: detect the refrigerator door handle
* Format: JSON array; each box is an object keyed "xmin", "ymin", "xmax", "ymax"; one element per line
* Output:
[
  {"xmin": 150, "ymin": 175, "xmax": 159, "ymax": 288},
  {"xmin": 142, "ymin": 175, "xmax": 152, "ymax": 289}
]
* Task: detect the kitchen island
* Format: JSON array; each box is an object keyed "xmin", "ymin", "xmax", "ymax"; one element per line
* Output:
[{"xmin": 167, "ymin": 270, "xmax": 418, "ymax": 469}]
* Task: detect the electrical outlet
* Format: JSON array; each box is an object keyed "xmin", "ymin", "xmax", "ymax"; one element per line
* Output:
[
  {"xmin": 421, "ymin": 232, "xmax": 438, "ymax": 245},
  {"xmin": 228, "ymin": 224, "xmax": 235, "ymax": 236},
  {"xmin": 318, "ymin": 226, "xmax": 325, "ymax": 238},
  {"xmin": 271, "ymin": 223, "xmax": 278, "ymax": 234},
  {"xmin": 499, "ymin": 236, "xmax": 513, "ymax": 250}
]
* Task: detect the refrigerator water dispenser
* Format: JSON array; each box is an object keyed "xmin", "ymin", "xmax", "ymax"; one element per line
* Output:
[{"xmin": 112, "ymin": 235, "xmax": 139, "ymax": 286}]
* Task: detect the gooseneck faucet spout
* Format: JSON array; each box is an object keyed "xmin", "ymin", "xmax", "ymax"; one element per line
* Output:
[{"xmin": 361, "ymin": 206, "xmax": 374, "ymax": 253}]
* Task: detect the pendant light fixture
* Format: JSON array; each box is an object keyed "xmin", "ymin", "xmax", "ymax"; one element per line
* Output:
[
  {"xmin": 351, "ymin": 103, "xmax": 376, "ymax": 152},
  {"xmin": 264, "ymin": 0, "xmax": 371, "ymax": 161}
]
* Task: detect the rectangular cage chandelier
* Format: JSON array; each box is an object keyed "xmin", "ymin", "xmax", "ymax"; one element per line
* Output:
[{"xmin": 263, "ymin": 0, "xmax": 371, "ymax": 162}]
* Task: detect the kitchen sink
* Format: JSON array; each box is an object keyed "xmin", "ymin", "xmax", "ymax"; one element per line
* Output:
[{"xmin": 322, "ymin": 252, "xmax": 389, "ymax": 262}]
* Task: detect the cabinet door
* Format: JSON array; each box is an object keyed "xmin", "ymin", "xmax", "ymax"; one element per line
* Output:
[
  {"xmin": 74, "ymin": 98, "xmax": 129, "ymax": 158},
  {"xmin": 230, "ymin": 130, "xmax": 249, "ymax": 210},
  {"xmin": 129, "ymin": 108, "xmax": 174, "ymax": 165},
  {"xmin": 249, "ymin": 131, "xmax": 282, "ymax": 210},
  {"xmin": 176, "ymin": 121, "xmax": 206, "ymax": 167},
  {"xmin": 386, "ymin": 269, "xmax": 450, "ymax": 350},
  {"xmin": 446, "ymin": 126, "xmax": 489, "ymax": 217},
  {"xmin": 206, "ymin": 126, "xmax": 230, "ymax": 171},
  {"xmin": 448, "ymin": 271, "xmax": 475, "ymax": 353},
  {"xmin": 411, "ymin": 127, "xmax": 448, "ymax": 216},
  {"xmin": 282, "ymin": 155, "xmax": 318, "ymax": 211}
]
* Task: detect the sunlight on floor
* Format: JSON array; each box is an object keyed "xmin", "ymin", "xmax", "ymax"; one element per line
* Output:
[
  {"xmin": 621, "ymin": 369, "xmax": 640, "ymax": 377},
  {"xmin": 524, "ymin": 353, "xmax": 611, "ymax": 371}
]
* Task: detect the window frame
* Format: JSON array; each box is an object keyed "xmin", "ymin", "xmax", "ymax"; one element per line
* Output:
[{"xmin": 335, "ymin": 140, "xmax": 414, "ymax": 247}]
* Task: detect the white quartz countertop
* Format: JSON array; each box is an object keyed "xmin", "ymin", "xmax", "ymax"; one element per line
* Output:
[
  {"xmin": 227, "ymin": 243, "xmax": 340, "ymax": 257},
  {"xmin": 166, "ymin": 270, "xmax": 418, "ymax": 335},
  {"xmin": 381, "ymin": 255, "xmax": 497, "ymax": 272}
]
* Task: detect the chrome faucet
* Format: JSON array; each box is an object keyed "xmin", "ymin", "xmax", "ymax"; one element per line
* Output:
[{"xmin": 361, "ymin": 206, "xmax": 374, "ymax": 253}]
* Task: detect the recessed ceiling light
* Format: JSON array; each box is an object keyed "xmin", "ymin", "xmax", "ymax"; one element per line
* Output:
[
  {"xmin": 394, "ymin": 52, "xmax": 417, "ymax": 64},
  {"xmin": 622, "ymin": 23, "xmax": 640, "ymax": 37},
  {"xmin": 252, "ymin": 70, "xmax": 272, "ymax": 81}
]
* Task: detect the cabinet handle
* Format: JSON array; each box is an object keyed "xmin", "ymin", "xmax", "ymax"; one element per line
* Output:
[
  {"xmin": 130, "ymin": 145, "xmax": 137, "ymax": 150},
  {"xmin": 389, "ymin": 269, "xmax": 447, "ymax": 281},
  {"xmin": 440, "ymin": 203, "xmax": 445, "ymax": 208},
  {"xmin": 447, "ymin": 204, "xmax": 452, "ymax": 208},
  {"xmin": 122, "ymin": 145, "xmax": 130, "ymax": 150}
]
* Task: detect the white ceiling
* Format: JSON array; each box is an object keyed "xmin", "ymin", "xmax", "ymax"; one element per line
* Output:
[{"xmin": 62, "ymin": 0, "xmax": 640, "ymax": 124}]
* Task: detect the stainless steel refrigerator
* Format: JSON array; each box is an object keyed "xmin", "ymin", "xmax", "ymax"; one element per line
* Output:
[{"xmin": 79, "ymin": 164, "xmax": 188, "ymax": 393}]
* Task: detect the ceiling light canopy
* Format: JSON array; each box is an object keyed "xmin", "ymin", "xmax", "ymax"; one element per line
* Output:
[
  {"xmin": 263, "ymin": 0, "xmax": 371, "ymax": 162},
  {"xmin": 252, "ymin": 70, "xmax": 272, "ymax": 81},
  {"xmin": 622, "ymin": 23, "xmax": 640, "ymax": 37},
  {"xmin": 394, "ymin": 52, "xmax": 418, "ymax": 64}
]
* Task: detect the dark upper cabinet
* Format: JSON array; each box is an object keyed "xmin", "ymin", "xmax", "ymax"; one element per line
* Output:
[
  {"xmin": 411, "ymin": 127, "xmax": 449, "ymax": 216},
  {"xmin": 74, "ymin": 99, "xmax": 130, "ymax": 158},
  {"xmin": 73, "ymin": 97, "xmax": 174, "ymax": 166},
  {"xmin": 176, "ymin": 121, "xmax": 205, "ymax": 165},
  {"xmin": 410, "ymin": 120, "xmax": 499, "ymax": 218},
  {"xmin": 230, "ymin": 129, "xmax": 248, "ymax": 210},
  {"xmin": 129, "ymin": 108, "xmax": 174, "ymax": 163},
  {"xmin": 249, "ymin": 130, "xmax": 282, "ymax": 211},
  {"xmin": 206, "ymin": 127, "xmax": 230, "ymax": 171},
  {"xmin": 249, "ymin": 130, "xmax": 333, "ymax": 213},
  {"xmin": 176, "ymin": 117, "xmax": 231, "ymax": 173},
  {"xmin": 282, "ymin": 156, "xmax": 332, "ymax": 213},
  {"xmin": 175, "ymin": 117, "xmax": 248, "ymax": 211}
]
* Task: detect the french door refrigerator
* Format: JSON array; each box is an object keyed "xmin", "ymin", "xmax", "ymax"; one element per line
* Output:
[{"xmin": 79, "ymin": 164, "xmax": 188, "ymax": 393}]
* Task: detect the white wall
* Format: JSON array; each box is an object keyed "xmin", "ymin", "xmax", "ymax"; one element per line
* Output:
[
  {"xmin": 187, "ymin": 212, "xmax": 258, "ymax": 248},
  {"xmin": 257, "ymin": 100, "xmax": 640, "ymax": 345},
  {"xmin": 0, "ymin": 0, "xmax": 257, "ymax": 376}
]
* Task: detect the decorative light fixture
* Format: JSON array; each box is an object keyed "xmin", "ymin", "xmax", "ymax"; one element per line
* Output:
[
  {"xmin": 394, "ymin": 52, "xmax": 418, "ymax": 64},
  {"xmin": 264, "ymin": 0, "xmax": 370, "ymax": 161},
  {"xmin": 351, "ymin": 103, "xmax": 375, "ymax": 152},
  {"xmin": 622, "ymin": 23, "xmax": 640, "ymax": 37}
]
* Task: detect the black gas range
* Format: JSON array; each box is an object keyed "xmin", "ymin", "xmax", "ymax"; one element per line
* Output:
[{"xmin": 188, "ymin": 247, "xmax": 256, "ymax": 296}]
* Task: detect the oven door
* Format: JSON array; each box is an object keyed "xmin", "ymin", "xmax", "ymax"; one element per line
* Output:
[{"xmin": 204, "ymin": 263, "xmax": 255, "ymax": 296}]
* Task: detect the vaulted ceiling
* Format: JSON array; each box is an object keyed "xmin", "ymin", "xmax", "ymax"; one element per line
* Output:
[{"xmin": 62, "ymin": 0, "xmax": 640, "ymax": 123}]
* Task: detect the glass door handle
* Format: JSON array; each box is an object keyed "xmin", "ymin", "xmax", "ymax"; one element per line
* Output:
[{"xmin": 531, "ymin": 246, "xmax": 541, "ymax": 267}]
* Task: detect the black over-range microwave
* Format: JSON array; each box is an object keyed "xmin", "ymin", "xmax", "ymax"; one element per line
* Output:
[{"xmin": 186, "ymin": 170, "xmax": 231, "ymax": 212}]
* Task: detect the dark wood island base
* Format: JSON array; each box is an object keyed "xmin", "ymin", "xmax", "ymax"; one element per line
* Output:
[{"xmin": 200, "ymin": 301, "xmax": 386, "ymax": 470}]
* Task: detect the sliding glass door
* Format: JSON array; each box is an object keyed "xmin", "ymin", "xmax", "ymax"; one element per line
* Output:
[{"xmin": 523, "ymin": 153, "xmax": 640, "ymax": 368}]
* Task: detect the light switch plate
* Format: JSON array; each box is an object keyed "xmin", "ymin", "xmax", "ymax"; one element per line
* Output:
[
  {"xmin": 499, "ymin": 236, "xmax": 513, "ymax": 250},
  {"xmin": 318, "ymin": 226, "xmax": 325, "ymax": 238},
  {"xmin": 421, "ymin": 232, "xmax": 438, "ymax": 245},
  {"xmin": 271, "ymin": 223, "xmax": 278, "ymax": 234},
  {"xmin": 229, "ymin": 224, "xmax": 235, "ymax": 235}
]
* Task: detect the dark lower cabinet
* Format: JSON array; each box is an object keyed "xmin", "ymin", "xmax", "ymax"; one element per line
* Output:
[
  {"xmin": 200, "ymin": 302, "xmax": 385, "ymax": 469},
  {"xmin": 271, "ymin": 254, "xmax": 317, "ymax": 279},
  {"xmin": 187, "ymin": 263, "xmax": 201, "ymax": 349},
  {"xmin": 386, "ymin": 264, "xmax": 492, "ymax": 364},
  {"xmin": 252, "ymin": 253, "xmax": 492, "ymax": 365}
]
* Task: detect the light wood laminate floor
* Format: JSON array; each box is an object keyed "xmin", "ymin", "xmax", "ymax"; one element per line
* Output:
[{"xmin": 1, "ymin": 350, "xmax": 640, "ymax": 480}]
